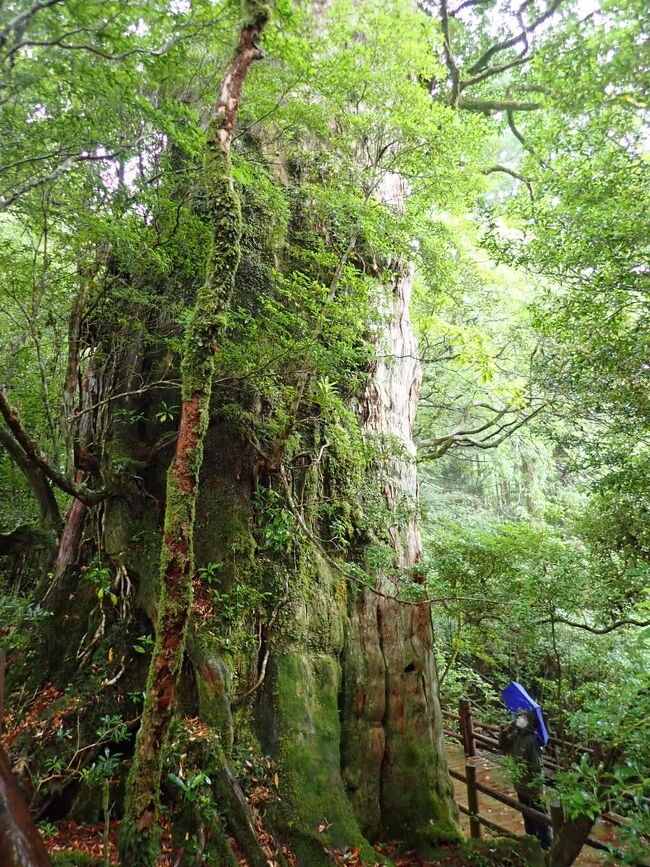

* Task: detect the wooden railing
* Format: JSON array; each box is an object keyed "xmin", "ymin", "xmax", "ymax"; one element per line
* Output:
[{"xmin": 443, "ymin": 699, "xmax": 648, "ymax": 863}]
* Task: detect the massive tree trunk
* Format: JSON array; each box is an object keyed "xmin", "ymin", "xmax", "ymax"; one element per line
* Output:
[
  {"xmin": 341, "ymin": 249, "xmax": 458, "ymax": 850},
  {"xmin": 235, "ymin": 176, "xmax": 458, "ymax": 862}
]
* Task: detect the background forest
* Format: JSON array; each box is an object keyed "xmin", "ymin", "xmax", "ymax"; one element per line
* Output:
[{"xmin": 0, "ymin": 0, "xmax": 648, "ymax": 865}]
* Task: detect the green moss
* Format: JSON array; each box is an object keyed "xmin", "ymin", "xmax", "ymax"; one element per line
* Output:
[
  {"xmin": 380, "ymin": 740, "xmax": 461, "ymax": 847},
  {"xmin": 269, "ymin": 652, "xmax": 390, "ymax": 866},
  {"xmin": 194, "ymin": 468, "xmax": 256, "ymax": 591},
  {"xmin": 186, "ymin": 629, "xmax": 234, "ymax": 751}
]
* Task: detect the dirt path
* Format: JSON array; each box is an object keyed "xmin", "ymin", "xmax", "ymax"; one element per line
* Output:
[{"xmin": 446, "ymin": 743, "xmax": 622, "ymax": 866}]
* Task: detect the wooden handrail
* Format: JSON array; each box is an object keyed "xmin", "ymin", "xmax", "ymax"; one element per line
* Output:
[
  {"xmin": 451, "ymin": 761, "xmax": 649, "ymax": 862},
  {"xmin": 449, "ymin": 767, "xmax": 550, "ymax": 825},
  {"xmin": 442, "ymin": 709, "xmax": 461, "ymax": 721},
  {"xmin": 444, "ymin": 728, "xmax": 463, "ymax": 742}
]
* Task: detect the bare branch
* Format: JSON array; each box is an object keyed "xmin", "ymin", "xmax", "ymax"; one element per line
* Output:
[
  {"xmin": 0, "ymin": 147, "xmax": 137, "ymax": 210},
  {"xmin": 483, "ymin": 163, "xmax": 534, "ymax": 201},
  {"xmin": 507, "ymin": 109, "xmax": 551, "ymax": 169},
  {"xmin": 450, "ymin": 0, "xmax": 492, "ymax": 15},
  {"xmin": 460, "ymin": 54, "xmax": 530, "ymax": 91},
  {"xmin": 68, "ymin": 380, "xmax": 181, "ymax": 421},
  {"xmin": 0, "ymin": 0, "xmax": 61, "ymax": 50},
  {"xmin": 419, "ymin": 404, "xmax": 545, "ymax": 460},
  {"xmin": 439, "ymin": 0, "xmax": 461, "ymax": 106},
  {"xmin": 539, "ymin": 616, "xmax": 650, "ymax": 635}
]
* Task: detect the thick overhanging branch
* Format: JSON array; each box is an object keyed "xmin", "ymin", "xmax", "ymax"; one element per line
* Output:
[
  {"xmin": 460, "ymin": 54, "xmax": 530, "ymax": 92},
  {"xmin": 424, "ymin": 0, "xmax": 554, "ymax": 114},
  {"xmin": 0, "ymin": 389, "xmax": 106, "ymax": 506},
  {"xmin": 439, "ymin": 0, "xmax": 461, "ymax": 106},
  {"xmin": 0, "ymin": 426, "xmax": 62, "ymax": 531},
  {"xmin": 466, "ymin": 0, "xmax": 564, "ymax": 76}
]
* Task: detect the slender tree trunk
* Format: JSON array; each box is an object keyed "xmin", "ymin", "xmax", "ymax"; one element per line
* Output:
[
  {"xmin": 548, "ymin": 814, "xmax": 595, "ymax": 867},
  {"xmin": 0, "ymin": 429, "xmax": 61, "ymax": 535},
  {"xmin": 119, "ymin": 4, "xmax": 273, "ymax": 863},
  {"xmin": 549, "ymin": 748, "xmax": 620, "ymax": 867}
]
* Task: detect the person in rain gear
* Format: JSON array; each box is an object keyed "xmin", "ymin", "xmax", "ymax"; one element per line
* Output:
[{"xmin": 499, "ymin": 708, "xmax": 552, "ymax": 850}]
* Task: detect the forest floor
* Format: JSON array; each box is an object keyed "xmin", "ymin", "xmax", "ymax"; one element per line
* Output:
[
  {"xmin": 42, "ymin": 823, "xmax": 474, "ymax": 867},
  {"xmin": 37, "ymin": 746, "xmax": 621, "ymax": 867},
  {"xmin": 19, "ymin": 716, "xmax": 618, "ymax": 866}
]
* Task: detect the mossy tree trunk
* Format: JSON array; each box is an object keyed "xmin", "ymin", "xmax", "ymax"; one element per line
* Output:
[
  {"xmin": 251, "ymin": 180, "xmax": 459, "ymax": 864},
  {"xmin": 341, "ymin": 245, "xmax": 459, "ymax": 853},
  {"xmin": 119, "ymin": 5, "xmax": 273, "ymax": 863}
]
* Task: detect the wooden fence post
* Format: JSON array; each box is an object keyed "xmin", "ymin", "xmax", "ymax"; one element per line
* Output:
[
  {"xmin": 465, "ymin": 761, "xmax": 481, "ymax": 839},
  {"xmin": 460, "ymin": 698, "xmax": 476, "ymax": 758},
  {"xmin": 550, "ymin": 802, "xmax": 564, "ymax": 837}
]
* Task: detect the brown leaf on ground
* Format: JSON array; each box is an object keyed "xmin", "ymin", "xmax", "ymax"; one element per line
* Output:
[{"xmin": 1, "ymin": 684, "xmax": 64, "ymax": 750}]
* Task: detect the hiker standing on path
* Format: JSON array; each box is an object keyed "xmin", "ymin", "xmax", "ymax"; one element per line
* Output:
[{"xmin": 499, "ymin": 709, "xmax": 553, "ymax": 850}]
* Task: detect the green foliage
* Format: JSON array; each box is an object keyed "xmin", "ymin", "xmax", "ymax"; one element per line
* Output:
[
  {"xmin": 167, "ymin": 770, "xmax": 214, "ymax": 807},
  {"xmin": 84, "ymin": 563, "xmax": 118, "ymax": 606},
  {"xmin": 253, "ymin": 488, "xmax": 296, "ymax": 553},
  {"xmin": 0, "ymin": 595, "xmax": 52, "ymax": 652}
]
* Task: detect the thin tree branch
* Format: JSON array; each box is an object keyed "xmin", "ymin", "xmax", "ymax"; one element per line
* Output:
[
  {"xmin": 538, "ymin": 616, "xmax": 650, "ymax": 634},
  {"xmin": 278, "ymin": 468, "xmax": 509, "ymax": 609},
  {"xmin": 68, "ymin": 380, "xmax": 181, "ymax": 421},
  {"xmin": 0, "ymin": 0, "xmax": 61, "ymax": 49},
  {"xmin": 450, "ymin": 0, "xmax": 492, "ymax": 14},
  {"xmin": 483, "ymin": 164, "xmax": 534, "ymax": 200},
  {"xmin": 0, "ymin": 147, "xmax": 138, "ymax": 210}
]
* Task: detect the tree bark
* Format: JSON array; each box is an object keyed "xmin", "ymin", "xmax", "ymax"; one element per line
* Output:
[
  {"xmin": 0, "ymin": 747, "xmax": 52, "ymax": 867},
  {"xmin": 548, "ymin": 814, "xmax": 595, "ymax": 867},
  {"xmin": 119, "ymin": 4, "xmax": 273, "ymax": 863}
]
